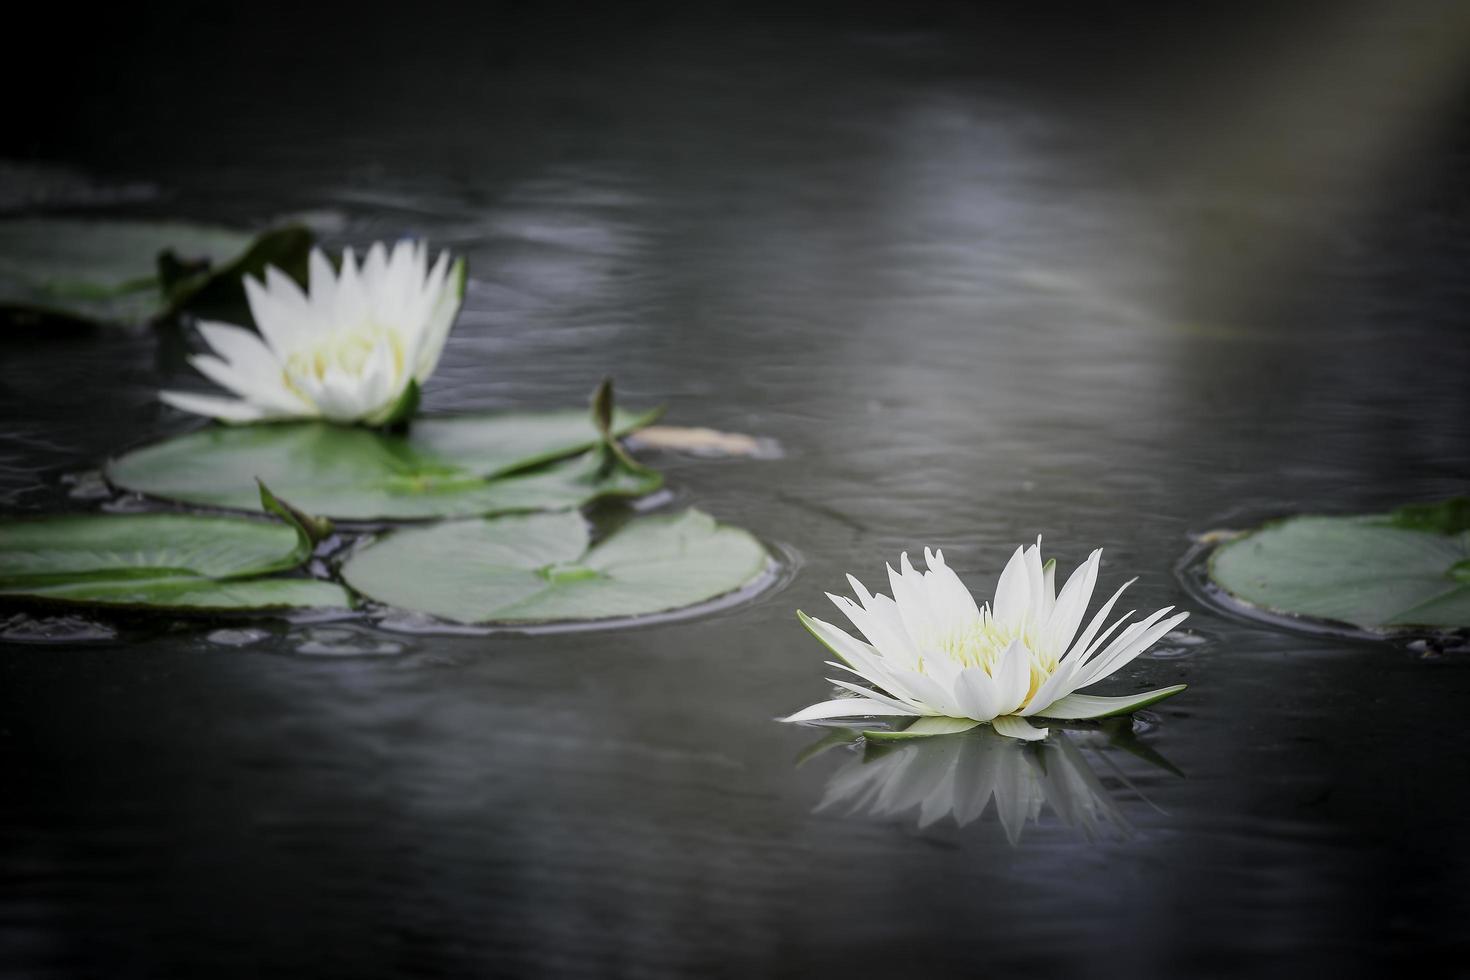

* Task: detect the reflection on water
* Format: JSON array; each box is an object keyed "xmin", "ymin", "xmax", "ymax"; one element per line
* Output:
[
  {"xmin": 805, "ymin": 721, "xmax": 1178, "ymax": 843},
  {"xmin": 0, "ymin": 613, "xmax": 116, "ymax": 644}
]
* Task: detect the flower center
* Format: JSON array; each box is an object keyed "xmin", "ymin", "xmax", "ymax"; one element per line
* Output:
[
  {"xmin": 282, "ymin": 325, "xmax": 405, "ymax": 388},
  {"xmin": 929, "ymin": 619, "xmax": 1013, "ymax": 670},
  {"xmin": 923, "ymin": 613, "xmax": 1057, "ymax": 707}
]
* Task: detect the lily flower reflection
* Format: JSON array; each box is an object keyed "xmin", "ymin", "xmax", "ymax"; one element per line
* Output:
[{"xmin": 804, "ymin": 722, "xmax": 1179, "ymax": 843}]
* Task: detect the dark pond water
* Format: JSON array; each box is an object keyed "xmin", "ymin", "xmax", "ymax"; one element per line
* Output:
[{"xmin": 4, "ymin": 3, "xmax": 1470, "ymax": 976}]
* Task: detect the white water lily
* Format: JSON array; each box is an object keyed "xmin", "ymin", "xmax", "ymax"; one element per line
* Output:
[
  {"xmin": 785, "ymin": 540, "xmax": 1189, "ymax": 741},
  {"xmin": 161, "ymin": 240, "xmax": 465, "ymax": 425}
]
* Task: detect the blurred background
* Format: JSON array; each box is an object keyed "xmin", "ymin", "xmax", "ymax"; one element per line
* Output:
[{"xmin": 3, "ymin": 1, "xmax": 1470, "ymax": 976}]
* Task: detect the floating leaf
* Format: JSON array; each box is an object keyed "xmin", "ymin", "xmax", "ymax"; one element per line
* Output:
[
  {"xmin": 107, "ymin": 406, "xmax": 662, "ymax": 520},
  {"xmin": 0, "ymin": 218, "xmax": 310, "ymax": 324},
  {"xmin": 0, "ymin": 511, "xmax": 349, "ymax": 611},
  {"xmin": 341, "ymin": 509, "xmax": 771, "ymax": 624},
  {"xmin": 4, "ymin": 576, "xmax": 348, "ymax": 611},
  {"xmin": 1208, "ymin": 509, "xmax": 1470, "ymax": 631}
]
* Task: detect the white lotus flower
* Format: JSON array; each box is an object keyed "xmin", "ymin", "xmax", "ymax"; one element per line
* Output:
[
  {"xmin": 161, "ymin": 241, "xmax": 465, "ymax": 425},
  {"xmin": 785, "ymin": 540, "xmax": 1189, "ymax": 741}
]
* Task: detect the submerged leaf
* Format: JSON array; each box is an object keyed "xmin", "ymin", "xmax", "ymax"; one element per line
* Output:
[{"xmin": 341, "ymin": 509, "xmax": 771, "ymax": 624}]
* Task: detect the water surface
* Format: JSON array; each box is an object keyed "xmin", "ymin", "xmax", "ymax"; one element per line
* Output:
[{"xmin": 3, "ymin": 4, "xmax": 1470, "ymax": 976}]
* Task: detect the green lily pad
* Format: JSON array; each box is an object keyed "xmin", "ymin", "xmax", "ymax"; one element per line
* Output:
[
  {"xmin": 106, "ymin": 407, "xmax": 663, "ymax": 520},
  {"xmin": 0, "ymin": 509, "xmax": 350, "ymax": 612},
  {"xmin": 341, "ymin": 508, "xmax": 772, "ymax": 624},
  {"xmin": 0, "ymin": 218, "xmax": 310, "ymax": 324},
  {"xmin": 4, "ymin": 576, "xmax": 348, "ymax": 611},
  {"xmin": 1208, "ymin": 502, "xmax": 1470, "ymax": 631}
]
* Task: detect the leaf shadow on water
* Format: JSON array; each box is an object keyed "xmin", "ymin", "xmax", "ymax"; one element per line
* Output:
[{"xmin": 796, "ymin": 718, "xmax": 1182, "ymax": 845}]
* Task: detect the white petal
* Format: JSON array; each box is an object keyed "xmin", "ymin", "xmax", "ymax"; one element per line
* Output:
[
  {"xmin": 827, "ymin": 678, "xmax": 927, "ymax": 715},
  {"xmin": 781, "ymin": 698, "xmax": 920, "ymax": 723},
  {"xmin": 992, "ymin": 638, "xmax": 1033, "ymax": 715},
  {"xmin": 192, "ymin": 322, "xmax": 310, "ymax": 415},
  {"xmin": 890, "ymin": 668, "xmax": 966, "ymax": 717},
  {"xmin": 821, "ymin": 640, "xmax": 925, "ymax": 706},
  {"xmin": 827, "ymin": 593, "xmax": 886, "ymax": 651},
  {"xmin": 1035, "ymin": 684, "xmax": 1187, "ymax": 720},
  {"xmin": 299, "ymin": 366, "xmax": 369, "ymax": 423},
  {"xmin": 190, "ymin": 350, "xmax": 310, "ymax": 417},
  {"xmin": 1063, "ymin": 577, "xmax": 1135, "ymax": 663},
  {"xmin": 412, "ymin": 253, "xmax": 462, "ymax": 382},
  {"xmin": 353, "ymin": 335, "xmax": 407, "ymax": 423},
  {"xmin": 838, "ymin": 588, "xmax": 922, "ymax": 670},
  {"xmin": 393, "ymin": 242, "xmax": 434, "ymax": 338},
  {"xmin": 1040, "ymin": 549, "xmax": 1100, "ymax": 658},
  {"xmin": 1026, "ymin": 589, "xmax": 1141, "ymax": 714},
  {"xmin": 992, "ymin": 715, "xmax": 1049, "ymax": 741},
  {"xmin": 1023, "ymin": 539, "xmax": 1045, "ymax": 626},
  {"xmin": 923, "ymin": 549, "xmax": 983, "ymax": 632},
  {"xmin": 332, "ymin": 247, "xmax": 369, "ymax": 326},
  {"xmin": 307, "ymin": 248, "xmax": 338, "ymax": 310},
  {"xmin": 159, "ymin": 389, "xmax": 273, "ymax": 422},
  {"xmin": 243, "ymin": 274, "xmax": 309, "ymax": 358},
  {"xmin": 1018, "ymin": 661, "xmax": 1078, "ymax": 718},
  {"xmin": 919, "ymin": 647, "xmax": 964, "ymax": 689},
  {"xmin": 263, "ymin": 265, "xmax": 309, "ymax": 313},
  {"xmin": 798, "ymin": 611, "xmax": 880, "ymax": 670},
  {"xmin": 196, "ymin": 320, "xmax": 276, "ymax": 371},
  {"xmin": 1075, "ymin": 610, "xmax": 1189, "ymax": 689},
  {"xmin": 362, "ymin": 241, "xmax": 388, "ymax": 291},
  {"xmin": 953, "ymin": 665, "xmax": 1003, "ymax": 721},
  {"xmin": 888, "ymin": 553, "xmax": 937, "ymax": 647},
  {"xmin": 991, "ymin": 545, "xmax": 1030, "ymax": 634},
  {"xmin": 1041, "ymin": 558, "xmax": 1057, "ymax": 621}
]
